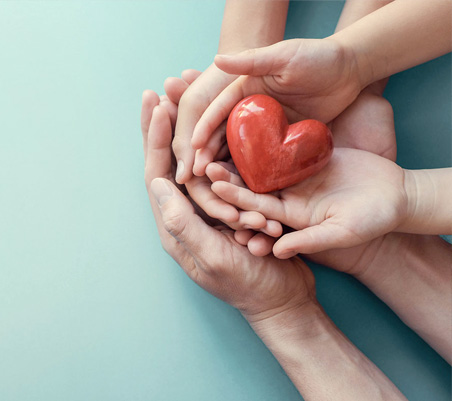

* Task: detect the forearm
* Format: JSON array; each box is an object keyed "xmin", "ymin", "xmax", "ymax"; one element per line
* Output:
[
  {"xmin": 331, "ymin": 0, "xmax": 452, "ymax": 87},
  {"xmin": 356, "ymin": 233, "xmax": 452, "ymax": 363},
  {"xmin": 335, "ymin": 0, "xmax": 394, "ymax": 32},
  {"xmin": 402, "ymin": 168, "xmax": 452, "ymax": 234},
  {"xmin": 218, "ymin": 0, "xmax": 289, "ymax": 54},
  {"xmin": 245, "ymin": 302, "xmax": 407, "ymax": 400}
]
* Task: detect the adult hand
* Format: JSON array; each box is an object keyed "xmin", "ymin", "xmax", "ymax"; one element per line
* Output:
[{"xmin": 141, "ymin": 89, "xmax": 315, "ymax": 318}]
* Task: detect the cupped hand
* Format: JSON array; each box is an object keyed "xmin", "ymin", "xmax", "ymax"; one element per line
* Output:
[
  {"xmin": 163, "ymin": 74, "xmax": 283, "ymax": 237},
  {"xmin": 210, "ymin": 147, "xmax": 408, "ymax": 257},
  {"xmin": 169, "ymin": 63, "xmax": 238, "ymax": 185},
  {"xmin": 207, "ymin": 79, "xmax": 398, "ymax": 257},
  {"xmin": 191, "ymin": 38, "xmax": 363, "ymax": 160},
  {"xmin": 141, "ymin": 89, "xmax": 316, "ymax": 319}
]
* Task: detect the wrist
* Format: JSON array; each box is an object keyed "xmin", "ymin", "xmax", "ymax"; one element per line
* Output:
[
  {"xmin": 399, "ymin": 168, "xmax": 452, "ymax": 234},
  {"xmin": 329, "ymin": 31, "xmax": 375, "ymax": 89},
  {"xmin": 400, "ymin": 169, "xmax": 418, "ymax": 233},
  {"xmin": 245, "ymin": 297, "xmax": 408, "ymax": 400},
  {"xmin": 243, "ymin": 299, "xmax": 328, "ymax": 347},
  {"xmin": 218, "ymin": 0, "xmax": 288, "ymax": 55}
]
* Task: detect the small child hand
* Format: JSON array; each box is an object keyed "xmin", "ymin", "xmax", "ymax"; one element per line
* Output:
[
  {"xmin": 192, "ymin": 38, "xmax": 363, "ymax": 160},
  {"xmin": 210, "ymin": 147, "xmax": 409, "ymax": 257}
]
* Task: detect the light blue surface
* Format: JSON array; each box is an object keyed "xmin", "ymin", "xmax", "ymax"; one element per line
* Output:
[{"xmin": 0, "ymin": 1, "xmax": 450, "ymax": 400}]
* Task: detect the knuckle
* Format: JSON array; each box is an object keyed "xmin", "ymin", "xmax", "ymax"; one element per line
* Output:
[{"xmin": 163, "ymin": 210, "xmax": 185, "ymax": 239}]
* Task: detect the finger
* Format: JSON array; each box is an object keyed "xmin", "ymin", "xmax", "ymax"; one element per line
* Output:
[
  {"xmin": 273, "ymin": 223, "xmax": 359, "ymax": 257},
  {"xmin": 164, "ymin": 77, "xmax": 189, "ymax": 105},
  {"xmin": 234, "ymin": 229, "xmax": 255, "ymax": 245},
  {"xmin": 237, "ymin": 210, "xmax": 267, "ymax": 230},
  {"xmin": 211, "ymin": 181, "xmax": 286, "ymax": 222},
  {"xmin": 247, "ymin": 233, "xmax": 275, "ymax": 257},
  {"xmin": 145, "ymin": 106, "xmax": 191, "ymax": 266},
  {"xmin": 159, "ymin": 98, "xmax": 178, "ymax": 130},
  {"xmin": 193, "ymin": 122, "xmax": 227, "ymax": 176},
  {"xmin": 215, "ymin": 41, "xmax": 294, "ymax": 76},
  {"xmin": 173, "ymin": 65, "xmax": 237, "ymax": 185},
  {"xmin": 185, "ymin": 176, "xmax": 240, "ymax": 223},
  {"xmin": 181, "ymin": 69, "xmax": 202, "ymax": 84},
  {"xmin": 260, "ymin": 219, "xmax": 283, "ymax": 238},
  {"xmin": 145, "ymin": 105, "xmax": 173, "ymax": 184},
  {"xmin": 191, "ymin": 76, "xmax": 247, "ymax": 150},
  {"xmin": 205, "ymin": 162, "xmax": 245, "ymax": 187},
  {"xmin": 206, "ymin": 162, "xmax": 245, "ymax": 188},
  {"xmin": 225, "ymin": 212, "xmax": 281, "ymax": 237},
  {"xmin": 141, "ymin": 90, "xmax": 160, "ymax": 161}
]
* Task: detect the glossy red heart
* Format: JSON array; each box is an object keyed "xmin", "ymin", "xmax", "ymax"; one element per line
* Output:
[{"xmin": 226, "ymin": 94, "xmax": 334, "ymax": 193}]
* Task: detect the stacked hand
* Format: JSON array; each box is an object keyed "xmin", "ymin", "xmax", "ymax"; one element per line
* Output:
[
  {"xmin": 170, "ymin": 39, "xmax": 365, "ymax": 182},
  {"xmin": 209, "ymin": 147, "xmax": 407, "ymax": 258},
  {"xmin": 141, "ymin": 88, "xmax": 316, "ymax": 322}
]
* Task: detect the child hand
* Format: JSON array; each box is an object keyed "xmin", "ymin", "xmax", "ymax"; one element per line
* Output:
[
  {"xmin": 166, "ymin": 64, "xmax": 238, "ymax": 185},
  {"xmin": 210, "ymin": 147, "xmax": 409, "ymax": 257},
  {"xmin": 162, "ymin": 75, "xmax": 283, "ymax": 238},
  {"xmin": 191, "ymin": 38, "xmax": 364, "ymax": 166}
]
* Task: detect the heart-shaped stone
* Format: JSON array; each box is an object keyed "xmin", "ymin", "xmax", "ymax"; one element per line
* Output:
[{"xmin": 226, "ymin": 94, "xmax": 334, "ymax": 193}]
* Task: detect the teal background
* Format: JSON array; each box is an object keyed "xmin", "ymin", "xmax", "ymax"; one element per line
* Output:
[{"xmin": 0, "ymin": 1, "xmax": 450, "ymax": 400}]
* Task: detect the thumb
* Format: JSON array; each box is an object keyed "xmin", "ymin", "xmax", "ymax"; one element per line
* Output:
[
  {"xmin": 273, "ymin": 224, "xmax": 360, "ymax": 257},
  {"xmin": 150, "ymin": 178, "xmax": 221, "ymax": 255},
  {"xmin": 214, "ymin": 41, "xmax": 292, "ymax": 76}
]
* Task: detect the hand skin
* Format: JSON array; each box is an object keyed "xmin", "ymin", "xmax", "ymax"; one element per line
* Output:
[
  {"xmin": 204, "ymin": 0, "xmax": 452, "ymax": 366},
  {"xmin": 141, "ymin": 90, "xmax": 407, "ymax": 400},
  {"xmin": 332, "ymin": 0, "xmax": 452, "ymax": 87},
  {"xmin": 192, "ymin": 38, "xmax": 362, "ymax": 153},
  {"xmin": 164, "ymin": 74, "xmax": 284, "ymax": 237},
  {"xmin": 192, "ymin": 0, "xmax": 451, "ymax": 159},
  {"xmin": 207, "ymin": 154, "xmax": 452, "ymax": 364},
  {"xmin": 172, "ymin": 0, "xmax": 289, "ymax": 185},
  {"xmin": 210, "ymin": 149, "xmax": 452, "ymax": 255}
]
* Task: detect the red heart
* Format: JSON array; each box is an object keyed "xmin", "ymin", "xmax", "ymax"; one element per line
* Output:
[{"xmin": 226, "ymin": 94, "xmax": 334, "ymax": 193}]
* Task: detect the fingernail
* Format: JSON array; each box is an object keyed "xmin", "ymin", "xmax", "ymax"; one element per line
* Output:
[
  {"xmin": 151, "ymin": 178, "xmax": 173, "ymax": 206},
  {"xmin": 175, "ymin": 160, "xmax": 184, "ymax": 181}
]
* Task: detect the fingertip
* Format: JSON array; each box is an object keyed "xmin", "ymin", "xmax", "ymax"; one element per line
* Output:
[
  {"xmin": 214, "ymin": 54, "xmax": 231, "ymax": 69},
  {"xmin": 273, "ymin": 240, "xmax": 297, "ymax": 259},
  {"xmin": 210, "ymin": 180, "xmax": 229, "ymax": 197},
  {"xmin": 163, "ymin": 76, "xmax": 178, "ymax": 89},
  {"xmin": 151, "ymin": 104, "xmax": 166, "ymax": 121},
  {"xmin": 221, "ymin": 207, "xmax": 240, "ymax": 223},
  {"xmin": 181, "ymin": 69, "xmax": 202, "ymax": 84},
  {"xmin": 142, "ymin": 89, "xmax": 152, "ymax": 100},
  {"xmin": 241, "ymin": 211, "xmax": 267, "ymax": 230},
  {"xmin": 234, "ymin": 229, "xmax": 254, "ymax": 245},
  {"xmin": 261, "ymin": 220, "xmax": 283, "ymax": 238},
  {"xmin": 193, "ymin": 148, "xmax": 213, "ymax": 177},
  {"xmin": 142, "ymin": 90, "xmax": 160, "ymax": 110},
  {"xmin": 248, "ymin": 233, "xmax": 275, "ymax": 257}
]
